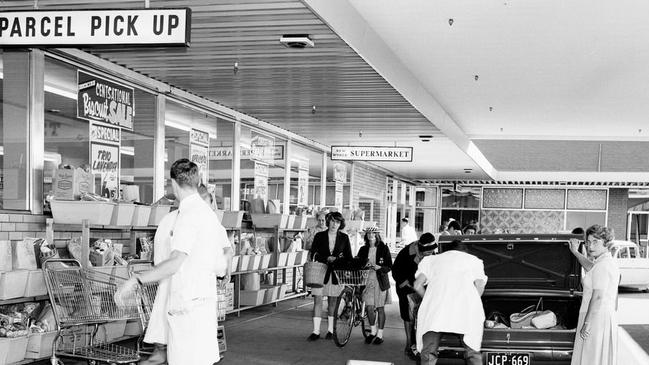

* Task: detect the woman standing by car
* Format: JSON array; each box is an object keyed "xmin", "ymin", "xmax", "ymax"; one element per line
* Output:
[
  {"xmin": 570, "ymin": 225, "xmax": 619, "ymax": 365},
  {"xmin": 357, "ymin": 226, "xmax": 393, "ymax": 345},
  {"xmin": 307, "ymin": 211, "xmax": 353, "ymax": 341}
]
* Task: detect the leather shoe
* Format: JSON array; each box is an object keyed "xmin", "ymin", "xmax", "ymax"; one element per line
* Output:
[
  {"xmin": 325, "ymin": 332, "xmax": 333, "ymax": 340},
  {"xmin": 405, "ymin": 347, "xmax": 418, "ymax": 361},
  {"xmin": 306, "ymin": 333, "xmax": 320, "ymax": 341},
  {"xmin": 372, "ymin": 337, "xmax": 384, "ymax": 345},
  {"xmin": 364, "ymin": 334, "xmax": 375, "ymax": 344},
  {"xmin": 139, "ymin": 344, "xmax": 166, "ymax": 365}
]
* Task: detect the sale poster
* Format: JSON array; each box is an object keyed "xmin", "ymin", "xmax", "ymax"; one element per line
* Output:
[
  {"xmin": 91, "ymin": 142, "xmax": 120, "ymax": 199},
  {"xmin": 254, "ymin": 161, "xmax": 269, "ymax": 202},
  {"xmin": 190, "ymin": 128, "xmax": 209, "ymax": 185},
  {"xmin": 297, "ymin": 161, "xmax": 309, "ymax": 207},
  {"xmin": 335, "ymin": 181, "xmax": 343, "ymax": 212}
]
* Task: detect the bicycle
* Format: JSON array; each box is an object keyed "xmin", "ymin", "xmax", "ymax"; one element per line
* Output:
[{"xmin": 332, "ymin": 269, "xmax": 372, "ymax": 347}]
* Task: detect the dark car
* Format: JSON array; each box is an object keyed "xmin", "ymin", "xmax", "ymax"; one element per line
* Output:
[{"xmin": 436, "ymin": 234, "xmax": 582, "ymax": 364}]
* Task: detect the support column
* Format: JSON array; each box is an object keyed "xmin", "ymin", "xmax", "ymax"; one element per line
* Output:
[
  {"xmin": 320, "ymin": 152, "xmax": 327, "ymax": 209},
  {"xmin": 30, "ymin": 50, "xmax": 45, "ymax": 214},
  {"xmin": 153, "ymin": 94, "xmax": 165, "ymax": 200},
  {"xmin": 231, "ymin": 120, "xmax": 241, "ymax": 211},
  {"xmin": 283, "ymin": 140, "xmax": 292, "ymax": 214}
]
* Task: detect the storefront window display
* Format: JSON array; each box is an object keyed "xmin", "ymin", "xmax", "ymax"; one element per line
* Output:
[
  {"xmin": 208, "ymin": 118, "xmax": 234, "ymax": 210},
  {"xmin": 0, "ymin": 51, "xmax": 31, "ymax": 210},
  {"xmin": 326, "ymin": 156, "xmax": 350, "ymax": 212},
  {"xmin": 43, "ymin": 57, "xmax": 157, "ymax": 206},
  {"xmin": 239, "ymin": 125, "xmax": 286, "ymax": 213},
  {"xmin": 289, "ymin": 143, "xmax": 322, "ymax": 215},
  {"xmin": 164, "ymin": 101, "xmax": 218, "ymax": 203}
]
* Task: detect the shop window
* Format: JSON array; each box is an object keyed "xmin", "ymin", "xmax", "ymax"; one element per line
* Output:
[
  {"xmin": 43, "ymin": 57, "xmax": 156, "ymax": 206},
  {"xmin": 209, "ymin": 118, "xmax": 234, "ymax": 210},
  {"xmin": 0, "ymin": 51, "xmax": 30, "ymax": 210},
  {"xmin": 290, "ymin": 143, "xmax": 322, "ymax": 215},
  {"xmin": 326, "ymin": 158, "xmax": 350, "ymax": 212},
  {"xmin": 164, "ymin": 101, "xmax": 217, "ymax": 203}
]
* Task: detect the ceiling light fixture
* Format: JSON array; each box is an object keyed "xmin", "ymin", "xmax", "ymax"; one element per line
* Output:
[
  {"xmin": 279, "ymin": 34, "xmax": 314, "ymax": 49},
  {"xmin": 312, "ymin": 105, "xmax": 316, "ymax": 114},
  {"xmin": 448, "ymin": 18, "xmax": 454, "ymax": 26},
  {"xmin": 419, "ymin": 134, "xmax": 433, "ymax": 142},
  {"xmin": 233, "ymin": 61, "xmax": 239, "ymax": 75}
]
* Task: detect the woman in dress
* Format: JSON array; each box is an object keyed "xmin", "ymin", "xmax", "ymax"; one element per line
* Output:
[
  {"xmin": 307, "ymin": 211, "xmax": 353, "ymax": 341},
  {"xmin": 357, "ymin": 226, "xmax": 393, "ymax": 344},
  {"xmin": 302, "ymin": 210, "xmax": 328, "ymax": 251},
  {"xmin": 570, "ymin": 224, "xmax": 619, "ymax": 365}
]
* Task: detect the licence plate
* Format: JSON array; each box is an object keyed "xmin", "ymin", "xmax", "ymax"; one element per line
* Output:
[{"xmin": 486, "ymin": 352, "xmax": 531, "ymax": 365}]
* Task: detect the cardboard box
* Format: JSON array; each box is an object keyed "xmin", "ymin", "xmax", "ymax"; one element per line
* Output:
[
  {"xmin": 247, "ymin": 255, "xmax": 261, "ymax": 271},
  {"xmin": 24, "ymin": 270, "xmax": 47, "ymax": 297},
  {"xmin": 286, "ymin": 215, "xmax": 296, "ymax": 230},
  {"xmin": 53, "ymin": 167, "xmax": 94, "ymax": 200},
  {"xmin": 0, "ymin": 270, "xmax": 29, "ymax": 300},
  {"xmin": 261, "ymin": 285, "xmax": 278, "ymax": 303},
  {"xmin": 237, "ymin": 255, "xmax": 250, "ymax": 272},
  {"xmin": 217, "ymin": 325, "xmax": 227, "ymax": 353},
  {"xmin": 25, "ymin": 331, "xmax": 57, "ymax": 359},
  {"xmin": 240, "ymin": 289, "xmax": 266, "ymax": 306},
  {"xmin": 149, "ymin": 205, "xmax": 171, "ymax": 226},
  {"xmin": 294, "ymin": 215, "xmax": 308, "ymax": 230},
  {"xmin": 99, "ymin": 320, "xmax": 127, "ymax": 343},
  {"xmin": 231, "ymin": 255, "xmax": 240, "ymax": 273}
]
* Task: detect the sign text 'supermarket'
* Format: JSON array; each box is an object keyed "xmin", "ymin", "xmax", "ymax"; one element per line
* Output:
[
  {"xmin": 331, "ymin": 146, "xmax": 413, "ymax": 162},
  {"xmin": 0, "ymin": 9, "xmax": 191, "ymax": 47}
]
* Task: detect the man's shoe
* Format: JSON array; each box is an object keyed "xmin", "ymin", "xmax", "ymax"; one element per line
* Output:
[
  {"xmin": 324, "ymin": 332, "xmax": 333, "ymax": 340},
  {"xmin": 364, "ymin": 334, "xmax": 375, "ymax": 344},
  {"xmin": 405, "ymin": 348, "xmax": 418, "ymax": 361},
  {"xmin": 372, "ymin": 337, "xmax": 384, "ymax": 345},
  {"xmin": 306, "ymin": 333, "xmax": 320, "ymax": 341}
]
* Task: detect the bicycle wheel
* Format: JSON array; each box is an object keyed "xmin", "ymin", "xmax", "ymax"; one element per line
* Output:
[{"xmin": 333, "ymin": 289, "xmax": 354, "ymax": 347}]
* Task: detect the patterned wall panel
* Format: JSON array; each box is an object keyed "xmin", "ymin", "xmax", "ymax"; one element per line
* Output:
[
  {"xmin": 480, "ymin": 210, "xmax": 565, "ymax": 234},
  {"xmin": 483, "ymin": 188, "xmax": 523, "ymax": 208},
  {"xmin": 524, "ymin": 189, "xmax": 565, "ymax": 209},
  {"xmin": 567, "ymin": 189, "xmax": 607, "ymax": 210}
]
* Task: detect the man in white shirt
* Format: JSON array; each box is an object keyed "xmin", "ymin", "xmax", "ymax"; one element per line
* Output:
[
  {"xmin": 413, "ymin": 239, "xmax": 488, "ymax": 365},
  {"xmin": 117, "ymin": 159, "xmax": 228, "ymax": 364},
  {"xmin": 400, "ymin": 217, "xmax": 418, "ymax": 245}
]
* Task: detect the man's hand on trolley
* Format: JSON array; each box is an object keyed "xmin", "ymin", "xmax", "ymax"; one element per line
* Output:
[{"xmin": 114, "ymin": 275, "xmax": 139, "ymax": 308}]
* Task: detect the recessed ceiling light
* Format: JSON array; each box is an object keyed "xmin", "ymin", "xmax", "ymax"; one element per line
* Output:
[{"xmin": 280, "ymin": 34, "xmax": 314, "ymax": 48}]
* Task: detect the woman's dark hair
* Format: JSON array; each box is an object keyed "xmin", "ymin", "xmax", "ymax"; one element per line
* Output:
[
  {"xmin": 571, "ymin": 227, "xmax": 584, "ymax": 235},
  {"xmin": 325, "ymin": 211, "xmax": 346, "ymax": 231},
  {"xmin": 448, "ymin": 220, "xmax": 462, "ymax": 231},
  {"xmin": 170, "ymin": 158, "xmax": 200, "ymax": 188}
]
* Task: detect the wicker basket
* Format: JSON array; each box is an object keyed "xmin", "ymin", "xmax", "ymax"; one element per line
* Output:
[{"xmin": 304, "ymin": 260, "xmax": 327, "ymax": 288}]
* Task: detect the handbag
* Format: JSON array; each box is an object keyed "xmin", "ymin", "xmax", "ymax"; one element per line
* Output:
[
  {"xmin": 531, "ymin": 310, "xmax": 557, "ymax": 329},
  {"xmin": 510, "ymin": 298, "xmax": 544, "ymax": 329},
  {"xmin": 304, "ymin": 253, "xmax": 328, "ymax": 288},
  {"xmin": 377, "ymin": 271, "xmax": 390, "ymax": 291}
]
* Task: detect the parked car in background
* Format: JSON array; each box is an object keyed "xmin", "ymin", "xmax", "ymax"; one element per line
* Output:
[
  {"xmin": 610, "ymin": 240, "xmax": 649, "ymax": 290},
  {"xmin": 437, "ymin": 234, "xmax": 582, "ymax": 364}
]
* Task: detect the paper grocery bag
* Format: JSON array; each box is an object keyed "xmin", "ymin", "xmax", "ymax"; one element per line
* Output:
[
  {"xmin": 0, "ymin": 240, "xmax": 12, "ymax": 271},
  {"xmin": 12, "ymin": 239, "xmax": 38, "ymax": 270}
]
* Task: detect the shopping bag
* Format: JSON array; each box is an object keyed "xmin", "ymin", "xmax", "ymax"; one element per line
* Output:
[
  {"xmin": 531, "ymin": 310, "xmax": 557, "ymax": 329},
  {"xmin": 12, "ymin": 239, "xmax": 38, "ymax": 270},
  {"xmin": 510, "ymin": 298, "xmax": 544, "ymax": 329}
]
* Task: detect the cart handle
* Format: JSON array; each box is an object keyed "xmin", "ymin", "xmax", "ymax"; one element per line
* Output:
[{"xmin": 42, "ymin": 258, "xmax": 82, "ymax": 270}]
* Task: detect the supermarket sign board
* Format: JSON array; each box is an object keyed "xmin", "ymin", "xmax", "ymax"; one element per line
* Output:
[
  {"xmin": 331, "ymin": 145, "xmax": 413, "ymax": 162},
  {"xmin": 0, "ymin": 8, "xmax": 191, "ymax": 47}
]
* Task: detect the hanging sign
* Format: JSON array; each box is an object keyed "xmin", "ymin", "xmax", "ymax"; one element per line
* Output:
[
  {"xmin": 254, "ymin": 161, "xmax": 269, "ymax": 202},
  {"xmin": 209, "ymin": 145, "xmax": 284, "ymax": 161},
  {"xmin": 333, "ymin": 162, "xmax": 347, "ymax": 183},
  {"xmin": 331, "ymin": 145, "xmax": 413, "ymax": 162},
  {"xmin": 335, "ymin": 181, "xmax": 344, "ymax": 211},
  {"xmin": 78, "ymin": 70, "xmax": 135, "ymax": 130},
  {"xmin": 90, "ymin": 122, "xmax": 120, "ymax": 199},
  {"xmin": 190, "ymin": 128, "xmax": 209, "ymax": 185},
  {"xmin": 250, "ymin": 131, "xmax": 276, "ymax": 163},
  {"xmin": 0, "ymin": 8, "xmax": 191, "ymax": 47},
  {"xmin": 297, "ymin": 161, "xmax": 309, "ymax": 207}
]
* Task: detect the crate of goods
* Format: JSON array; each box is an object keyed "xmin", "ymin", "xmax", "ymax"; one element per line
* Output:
[
  {"xmin": 0, "ymin": 336, "xmax": 29, "ymax": 365},
  {"xmin": 262, "ymin": 285, "xmax": 279, "ymax": 304},
  {"xmin": 251, "ymin": 213, "xmax": 287, "ymax": 228},
  {"xmin": 24, "ymin": 269, "xmax": 47, "ymax": 297},
  {"xmin": 237, "ymin": 255, "xmax": 250, "ymax": 272},
  {"xmin": 149, "ymin": 205, "xmax": 172, "ymax": 226},
  {"xmin": 110, "ymin": 202, "xmax": 136, "ymax": 226},
  {"xmin": 278, "ymin": 284, "xmax": 288, "ymax": 300},
  {"xmin": 0, "ymin": 270, "xmax": 29, "ymax": 300},
  {"xmin": 240, "ymin": 289, "xmax": 266, "ymax": 306},
  {"xmin": 231, "ymin": 255, "xmax": 240, "ymax": 273},
  {"xmin": 221, "ymin": 211, "xmax": 244, "ymax": 228},
  {"xmin": 131, "ymin": 205, "xmax": 152, "ymax": 226},
  {"xmin": 25, "ymin": 331, "xmax": 57, "ymax": 359},
  {"xmin": 286, "ymin": 252, "xmax": 297, "ymax": 268},
  {"xmin": 286, "ymin": 215, "xmax": 296, "ymax": 230},
  {"xmin": 247, "ymin": 255, "xmax": 262, "ymax": 271},
  {"xmin": 294, "ymin": 215, "xmax": 308, "ymax": 230},
  {"xmin": 259, "ymin": 254, "xmax": 272, "ymax": 270},
  {"xmin": 124, "ymin": 319, "xmax": 143, "ymax": 336},
  {"xmin": 50, "ymin": 200, "xmax": 116, "ymax": 225},
  {"xmin": 225, "ymin": 282, "xmax": 234, "ymax": 311}
]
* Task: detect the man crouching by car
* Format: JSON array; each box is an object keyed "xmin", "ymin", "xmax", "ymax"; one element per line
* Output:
[{"xmin": 413, "ymin": 239, "xmax": 488, "ymax": 365}]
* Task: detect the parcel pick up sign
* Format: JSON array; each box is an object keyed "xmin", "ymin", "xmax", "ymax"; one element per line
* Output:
[{"xmin": 0, "ymin": 8, "xmax": 191, "ymax": 47}]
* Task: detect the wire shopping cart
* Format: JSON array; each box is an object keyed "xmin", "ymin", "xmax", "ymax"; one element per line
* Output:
[
  {"xmin": 43, "ymin": 259, "xmax": 141, "ymax": 365},
  {"xmin": 126, "ymin": 260, "xmax": 159, "ymax": 356}
]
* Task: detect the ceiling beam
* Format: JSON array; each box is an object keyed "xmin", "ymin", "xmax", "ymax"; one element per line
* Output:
[{"xmin": 303, "ymin": 0, "xmax": 497, "ymax": 179}]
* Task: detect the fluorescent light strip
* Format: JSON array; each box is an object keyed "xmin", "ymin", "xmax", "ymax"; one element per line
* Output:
[{"xmin": 121, "ymin": 146, "xmax": 135, "ymax": 156}]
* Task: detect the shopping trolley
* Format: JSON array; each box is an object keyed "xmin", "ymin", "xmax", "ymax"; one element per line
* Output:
[
  {"xmin": 126, "ymin": 260, "xmax": 158, "ymax": 357},
  {"xmin": 43, "ymin": 259, "xmax": 141, "ymax": 365}
]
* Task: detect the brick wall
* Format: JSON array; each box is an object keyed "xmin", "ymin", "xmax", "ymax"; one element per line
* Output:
[
  {"xmin": 607, "ymin": 188, "xmax": 628, "ymax": 240},
  {"xmin": 351, "ymin": 163, "xmax": 387, "ymax": 231}
]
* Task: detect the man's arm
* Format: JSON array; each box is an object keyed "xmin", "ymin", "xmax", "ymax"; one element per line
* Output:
[
  {"xmin": 138, "ymin": 250, "xmax": 187, "ymax": 283},
  {"xmin": 569, "ymin": 238, "xmax": 594, "ymax": 271}
]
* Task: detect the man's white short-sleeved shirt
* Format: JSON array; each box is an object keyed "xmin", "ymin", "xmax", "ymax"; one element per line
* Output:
[
  {"xmin": 168, "ymin": 193, "xmax": 229, "ymax": 310},
  {"xmin": 415, "ymin": 250, "xmax": 488, "ymax": 352}
]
